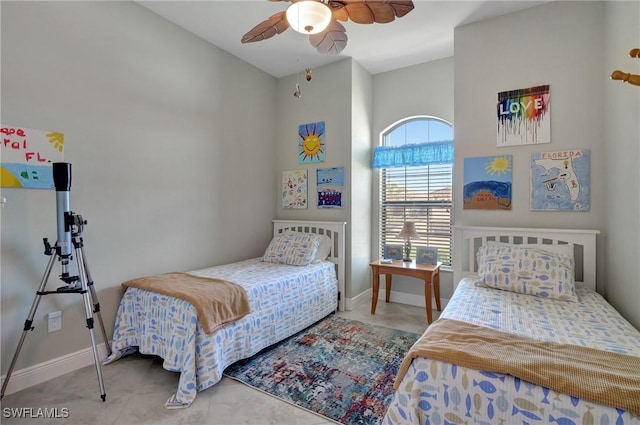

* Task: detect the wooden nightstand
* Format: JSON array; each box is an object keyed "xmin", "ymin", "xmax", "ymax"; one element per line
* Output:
[{"xmin": 369, "ymin": 260, "xmax": 442, "ymax": 324}]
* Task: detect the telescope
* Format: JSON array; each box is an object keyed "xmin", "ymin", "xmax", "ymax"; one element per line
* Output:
[
  {"xmin": 52, "ymin": 162, "xmax": 75, "ymax": 285},
  {"xmin": 53, "ymin": 163, "xmax": 72, "ymax": 256},
  {"xmin": 0, "ymin": 161, "xmax": 109, "ymax": 402}
]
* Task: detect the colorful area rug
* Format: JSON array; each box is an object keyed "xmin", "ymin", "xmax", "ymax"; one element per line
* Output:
[{"xmin": 224, "ymin": 315, "xmax": 419, "ymax": 425}]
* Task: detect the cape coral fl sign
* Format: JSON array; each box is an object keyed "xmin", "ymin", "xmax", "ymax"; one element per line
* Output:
[{"xmin": 1, "ymin": 125, "xmax": 64, "ymax": 189}]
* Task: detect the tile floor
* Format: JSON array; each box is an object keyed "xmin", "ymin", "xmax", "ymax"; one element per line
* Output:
[{"xmin": 1, "ymin": 301, "xmax": 436, "ymax": 425}]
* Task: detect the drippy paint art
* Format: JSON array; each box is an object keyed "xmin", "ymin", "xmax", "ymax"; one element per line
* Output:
[{"xmin": 497, "ymin": 85, "xmax": 550, "ymax": 147}]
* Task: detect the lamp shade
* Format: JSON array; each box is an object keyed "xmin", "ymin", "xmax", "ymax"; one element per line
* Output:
[
  {"xmin": 397, "ymin": 222, "xmax": 420, "ymax": 239},
  {"xmin": 286, "ymin": 1, "xmax": 332, "ymax": 35}
]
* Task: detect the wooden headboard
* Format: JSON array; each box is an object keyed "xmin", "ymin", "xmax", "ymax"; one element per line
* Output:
[
  {"xmin": 453, "ymin": 226, "xmax": 600, "ymax": 291},
  {"xmin": 272, "ymin": 220, "xmax": 347, "ymax": 311}
]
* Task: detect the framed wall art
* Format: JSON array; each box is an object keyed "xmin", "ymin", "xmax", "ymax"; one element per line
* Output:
[
  {"xmin": 282, "ymin": 169, "xmax": 308, "ymax": 209},
  {"xmin": 531, "ymin": 149, "xmax": 590, "ymax": 211},
  {"xmin": 297, "ymin": 121, "xmax": 325, "ymax": 164},
  {"xmin": 463, "ymin": 155, "xmax": 512, "ymax": 210},
  {"xmin": 1, "ymin": 125, "xmax": 65, "ymax": 189},
  {"xmin": 316, "ymin": 166, "xmax": 344, "ymax": 209},
  {"xmin": 497, "ymin": 84, "xmax": 550, "ymax": 147}
]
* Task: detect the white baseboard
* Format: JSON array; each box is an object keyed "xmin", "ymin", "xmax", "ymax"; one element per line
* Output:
[
  {"xmin": 345, "ymin": 288, "xmax": 372, "ymax": 310},
  {"xmin": 346, "ymin": 288, "xmax": 448, "ymax": 311},
  {"xmin": 1, "ymin": 343, "xmax": 110, "ymax": 396}
]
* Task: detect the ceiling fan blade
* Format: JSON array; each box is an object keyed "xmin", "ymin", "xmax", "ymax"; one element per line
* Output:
[
  {"xmin": 241, "ymin": 11, "xmax": 290, "ymax": 44},
  {"xmin": 330, "ymin": 1, "xmax": 414, "ymax": 24},
  {"xmin": 340, "ymin": 3, "xmax": 375, "ymax": 23},
  {"xmin": 309, "ymin": 20, "xmax": 348, "ymax": 55}
]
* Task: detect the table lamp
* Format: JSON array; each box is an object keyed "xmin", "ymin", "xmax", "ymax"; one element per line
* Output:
[{"xmin": 397, "ymin": 221, "xmax": 420, "ymax": 262}]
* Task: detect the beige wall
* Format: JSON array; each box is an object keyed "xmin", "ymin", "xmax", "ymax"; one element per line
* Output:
[
  {"xmin": 603, "ymin": 1, "xmax": 640, "ymax": 327},
  {"xmin": 454, "ymin": 1, "xmax": 639, "ymax": 328},
  {"xmin": 349, "ymin": 60, "xmax": 374, "ymax": 300},
  {"xmin": 455, "ymin": 1, "xmax": 605, "ymax": 231},
  {"xmin": 274, "ymin": 58, "xmax": 375, "ymax": 302},
  {"xmin": 1, "ymin": 1, "xmax": 277, "ymax": 373},
  {"xmin": 371, "ymin": 57, "xmax": 455, "ymax": 300}
]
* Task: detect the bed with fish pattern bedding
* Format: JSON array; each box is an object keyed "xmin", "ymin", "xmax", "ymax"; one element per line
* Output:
[
  {"xmin": 384, "ymin": 278, "xmax": 640, "ymax": 425},
  {"xmin": 384, "ymin": 226, "xmax": 640, "ymax": 425},
  {"xmin": 104, "ymin": 220, "xmax": 345, "ymax": 409}
]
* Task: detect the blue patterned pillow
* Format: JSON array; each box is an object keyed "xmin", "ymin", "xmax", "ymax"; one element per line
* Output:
[
  {"xmin": 477, "ymin": 244, "xmax": 577, "ymax": 301},
  {"xmin": 261, "ymin": 230, "xmax": 322, "ymax": 266}
]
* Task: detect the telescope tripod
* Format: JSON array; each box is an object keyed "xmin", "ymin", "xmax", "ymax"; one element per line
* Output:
[{"xmin": 0, "ymin": 218, "xmax": 111, "ymax": 401}]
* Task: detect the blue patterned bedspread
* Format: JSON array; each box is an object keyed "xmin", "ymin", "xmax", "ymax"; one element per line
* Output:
[
  {"xmin": 384, "ymin": 277, "xmax": 640, "ymax": 425},
  {"xmin": 104, "ymin": 258, "xmax": 338, "ymax": 407}
]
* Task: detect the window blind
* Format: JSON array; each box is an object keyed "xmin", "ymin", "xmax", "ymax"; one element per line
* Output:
[{"xmin": 380, "ymin": 164, "xmax": 453, "ymax": 264}]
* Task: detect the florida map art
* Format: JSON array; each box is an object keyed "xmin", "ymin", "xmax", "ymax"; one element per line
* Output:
[
  {"xmin": 463, "ymin": 155, "xmax": 513, "ymax": 210},
  {"xmin": 531, "ymin": 149, "xmax": 589, "ymax": 211},
  {"xmin": 297, "ymin": 121, "xmax": 325, "ymax": 164},
  {"xmin": 497, "ymin": 85, "xmax": 550, "ymax": 147}
]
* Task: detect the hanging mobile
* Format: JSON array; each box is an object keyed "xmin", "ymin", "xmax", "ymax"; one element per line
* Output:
[{"xmin": 293, "ymin": 57, "xmax": 302, "ymax": 98}]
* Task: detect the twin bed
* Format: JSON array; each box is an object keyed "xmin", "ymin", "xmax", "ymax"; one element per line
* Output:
[
  {"xmin": 106, "ymin": 221, "xmax": 640, "ymax": 422},
  {"xmin": 384, "ymin": 226, "xmax": 640, "ymax": 424},
  {"xmin": 105, "ymin": 220, "xmax": 345, "ymax": 408}
]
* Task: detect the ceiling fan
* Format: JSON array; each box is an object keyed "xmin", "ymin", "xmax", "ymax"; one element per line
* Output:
[{"xmin": 241, "ymin": 0, "xmax": 415, "ymax": 55}]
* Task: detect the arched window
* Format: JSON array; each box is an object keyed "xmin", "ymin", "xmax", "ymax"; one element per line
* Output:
[{"xmin": 373, "ymin": 116, "xmax": 454, "ymax": 265}]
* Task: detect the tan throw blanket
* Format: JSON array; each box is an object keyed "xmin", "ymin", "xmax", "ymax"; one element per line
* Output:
[
  {"xmin": 395, "ymin": 318, "xmax": 640, "ymax": 415},
  {"xmin": 121, "ymin": 272, "xmax": 250, "ymax": 335}
]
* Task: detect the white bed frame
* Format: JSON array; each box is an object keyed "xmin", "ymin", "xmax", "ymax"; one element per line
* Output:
[
  {"xmin": 453, "ymin": 226, "xmax": 600, "ymax": 291},
  {"xmin": 272, "ymin": 220, "xmax": 346, "ymax": 311}
]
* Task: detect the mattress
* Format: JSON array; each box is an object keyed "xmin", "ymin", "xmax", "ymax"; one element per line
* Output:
[
  {"xmin": 384, "ymin": 277, "xmax": 640, "ymax": 424},
  {"xmin": 104, "ymin": 258, "xmax": 338, "ymax": 407}
]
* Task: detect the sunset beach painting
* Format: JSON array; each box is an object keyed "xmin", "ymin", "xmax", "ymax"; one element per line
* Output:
[{"xmin": 463, "ymin": 155, "xmax": 512, "ymax": 210}]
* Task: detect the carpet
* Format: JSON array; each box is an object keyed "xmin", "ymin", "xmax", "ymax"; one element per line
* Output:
[{"xmin": 224, "ymin": 315, "xmax": 420, "ymax": 425}]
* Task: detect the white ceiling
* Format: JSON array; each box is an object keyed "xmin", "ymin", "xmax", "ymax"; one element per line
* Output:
[{"xmin": 138, "ymin": 1, "xmax": 549, "ymax": 78}]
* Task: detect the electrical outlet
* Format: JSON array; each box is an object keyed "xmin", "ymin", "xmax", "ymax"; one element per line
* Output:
[{"xmin": 48, "ymin": 311, "xmax": 62, "ymax": 333}]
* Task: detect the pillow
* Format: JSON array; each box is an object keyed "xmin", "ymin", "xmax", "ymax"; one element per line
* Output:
[
  {"xmin": 482, "ymin": 241, "xmax": 574, "ymax": 264},
  {"xmin": 261, "ymin": 230, "xmax": 322, "ymax": 266},
  {"xmin": 313, "ymin": 234, "xmax": 332, "ymax": 263},
  {"xmin": 476, "ymin": 243, "xmax": 577, "ymax": 301},
  {"xmin": 481, "ymin": 240, "xmax": 575, "ymax": 278}
]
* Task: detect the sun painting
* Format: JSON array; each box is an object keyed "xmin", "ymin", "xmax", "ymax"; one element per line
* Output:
[
  {"xmin": 298, "ymin": 121, "xmax": 325, "ymax": 164},
  {"xmin": 463, "ymin": 155, "xmax": 513, "ymax": 211},
  {"xmin": 485, "ymin": 156, "xmax": 512, "ymax": 176}
]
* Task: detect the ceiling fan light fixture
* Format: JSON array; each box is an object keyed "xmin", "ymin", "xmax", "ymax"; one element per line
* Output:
[{"xmin": 286, "ymin": 1, "xmax": 332, "ymax": 35}]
